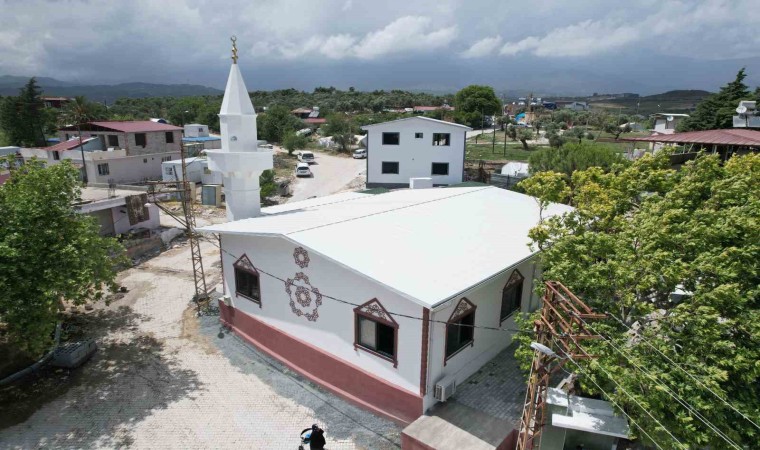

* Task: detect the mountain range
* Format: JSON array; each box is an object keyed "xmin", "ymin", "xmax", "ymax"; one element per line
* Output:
[{"xmin": 0, "ymin": 75, "xmax": 223, "ymax": 102}]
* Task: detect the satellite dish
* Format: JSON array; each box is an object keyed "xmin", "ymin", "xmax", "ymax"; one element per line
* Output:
[
  {"xmin": 737, "ymin": 105, "xmax": 748, "ymax": 114},
  {"xmin": 666, "ymin": 115, "xmax": 674, "ymax": 122}
]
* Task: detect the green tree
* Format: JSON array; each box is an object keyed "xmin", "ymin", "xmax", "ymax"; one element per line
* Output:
[
  {"xmin": 518, "ymin": 151, "xmax": 760, "ymax": 448},
  {"xmin": 257, "ymin": 105, "xmax": 301, "ymax": 143},
  {"xmin": 282, "ymin": 132, "xmax": 308, "ymax": 156},
  {"xmin": 0, "ymin": 158, "xmax": 125, "ymax": 356},
  {"xmin": 0, "ymin": 78, "xmax": 48, "ymax": 147},
  {"xmin": 60, "ymin": 96, "xmax": 107, "ymax": 183},
  {"xmin": 565, "ymin": 126, "xmax": 586, "ymax": 144},
  {"xmin": 453, "ymin": 85, "xmax": 501, "ymax": 129},
  {"xmin": 259, "ymin": 169, "xmax": 276, "ymax": 199},
  {"xmin": 323, "ymin": 113, "xmax": 355, "ymax": 152},
  {"xmin": 679, "ymin": 68, "xmax": 752, "ymax": 131},
  {"xmin": 528, "ymin": 141, "xmax": 626, "ymax": 177},
  {"xmin": 516, "ymin": 128, "xmax": 533, "ymax": 150}
]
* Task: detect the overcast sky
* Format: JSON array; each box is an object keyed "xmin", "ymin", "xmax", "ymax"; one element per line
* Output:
[{"xmin": 2, "ymin": 0, "xmax": 760, "ymax": 95}]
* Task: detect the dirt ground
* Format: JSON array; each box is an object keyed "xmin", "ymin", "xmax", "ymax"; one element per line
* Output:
[{"xmin": 0, "ymin": 236, "xmax": 400, "ymax": 449}]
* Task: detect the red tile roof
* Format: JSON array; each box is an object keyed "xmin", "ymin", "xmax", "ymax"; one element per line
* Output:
[
  {"xmin": 88, "ymin": 121, "xmax": 182, "ymax": 132},
  {"xmin": 623, "ymin": 129, "xmax": 760, "ymax": 146},
  {"xmin": 40, "ymin": 137, "xmax": 97, "ymax": 152},
  {"xmin": 304, "ymin": 118, "xmax": 327, "ymax": 124}
]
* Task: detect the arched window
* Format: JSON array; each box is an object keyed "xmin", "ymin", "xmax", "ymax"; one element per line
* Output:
[
  {"xmin": 500, "ymin": 269, "xmax": 524, "ymax": 322},
  {"xmin": 234, "ymin": 254, "xmax": 261, "ymax": 306},
  {"xmin": 354, "ymin": 299, "xmax": 399, "ymax": 367},
  {"xmin": 445, "ymin": 297, "xmax": 476, "ymax": 363}
]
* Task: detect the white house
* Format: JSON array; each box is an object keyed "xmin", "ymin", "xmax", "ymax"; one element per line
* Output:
[
  {"xmin": 161, "ymin": 157, "xmax": 208, "ymax": 183},
  {"xmin": 183, "ymin": 123, "xmax": 222, "ymax": 150},
  {"xmin": 361, "ymin": 116, "xmax": 471, "ymax": 188},
  {"xmin": 202, "ymin": 187, "xmax": 572, "ymax": 425},
  {"xmin": 75, "ymin": 187, "xmax": 160, "ymax": 236},
  {"xmin": 650, "ymin": 113, "xmax": 689, "ymax": 135}
]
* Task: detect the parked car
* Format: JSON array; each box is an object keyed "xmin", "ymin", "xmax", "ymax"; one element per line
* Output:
[
  {"xmin": 298, "ymin": 151, "xmax": 315, "ymax": 164},
  {"xmin": 352, "ymin": 148, "xmax": 367, "ymax": 159},
  {"xmin": 295, "ymin": 162, "xmax": 312, "ymax": 177}
]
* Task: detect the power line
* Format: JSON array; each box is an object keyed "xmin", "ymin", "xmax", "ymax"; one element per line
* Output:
[
  {"xmin": 198, "ymin": 235, "xmax": 530, "ymax": 335},
  {"xmin": 557, "ymin": 344, "xmax": 668, "ymax": 450},
  {"xmin": 572, "ymin": 314, "xmax": 742, "ymax": 449},
  {"xmin": 608, "ymin": 311, "xmax": 760, "ymax": 433},
  {"xmin": 553, "ymin": 337, "xmax": 686, "ymax": 448}
]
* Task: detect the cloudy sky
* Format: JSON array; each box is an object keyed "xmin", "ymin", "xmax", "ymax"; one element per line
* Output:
[{"xmin": 2, "ymin": 0, "xmax": 760, "ymax": 95}]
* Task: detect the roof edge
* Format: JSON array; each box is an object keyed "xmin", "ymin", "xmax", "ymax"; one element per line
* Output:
[{"xmin": 361, "ymin": 116, "xmax": 472, "ymax": 130}]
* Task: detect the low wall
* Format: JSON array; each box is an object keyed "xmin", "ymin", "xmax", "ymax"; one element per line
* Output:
[{"xmin": 219, "ymin": 301, "xmax": 423, "ymax": 425}]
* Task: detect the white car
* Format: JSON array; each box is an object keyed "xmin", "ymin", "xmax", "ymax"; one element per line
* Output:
[
  {"xmin": 298, "ymin": 151, "xmax": 315, "ymax": 164},
  {"xmin": 352, "ymin": 148, "xmax": 367, "ymax": 159},
  {"xmin": 295, "ymin": 162, "xmax": 312, "ymax": 177}
]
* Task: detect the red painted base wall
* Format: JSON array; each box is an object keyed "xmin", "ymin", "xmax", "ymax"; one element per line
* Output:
[{"xmin": 219, "ymin": 301, "xmax": 422, "ymax": 425}]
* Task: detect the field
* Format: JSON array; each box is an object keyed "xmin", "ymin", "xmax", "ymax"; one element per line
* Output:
[{"xmin": 587, "ymin": 90, "xmax": 710, "ymax": 115}]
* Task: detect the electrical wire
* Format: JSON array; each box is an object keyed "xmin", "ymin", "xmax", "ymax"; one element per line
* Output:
[
  {"xmin": 571, "ymin": 313, "xmax": 742, "ymax": 450},
  {"xmin": 607, "ymin": 311, "xmax": 760, "ymax": 433},
  {"xmin": 198, "ymin": 235, "xmax": 531, "ymax": 335},
  {"xmin": 551, "ymin": 336, "xmax": 686, "ymax": 448},
  {"xmin": 556, "ymin": 343, "xmax": 668, "ymax": 450}
]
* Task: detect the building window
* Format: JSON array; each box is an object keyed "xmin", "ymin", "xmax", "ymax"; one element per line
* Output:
[
  {"xmin": 135, "ymin": 133, "xmax": 147, "ymax": 147},
  {"xmin": 198, "ymin": 127, "xmax": 204, "ymax": 133},
  {"xmin": 161, "ymin": 156, "xmax": 172, "ymax": 162},
  {"xmin": 165, "ymin": 131, "xmax": 174, "ymax": 143},
  {"xmin": 415, "ymin": 132, "xmax": 423, "ymax": 139},
  {"xmin": 233, "ymin": 254, "xmax": 261, "ymax": 305},
  {"xmin": 52, "ymin": 151, "xmax": 60, "ymax": 161},
  {"xmin": 432, "ymin": 133, "xmax": 451, "ymax": 146},
  {"xmin": 143, "ymin": 158, "xmax": 148, "ymax": 163},
  {"xmin": 445, "ymin": 298, "xmax": 476, "ymax": 362},
  {"xmin": 354, "ymin": 299, "xmax": 399, "ymax": 367},
  {"xmin": 164, "ymin": 166, "xmax": 174, "ymax": 176},
  {"xmin": 500, "ymin": 270, "xmax": 524, "ymax": 322},
  {"xmin": 97, "ymin": 163, "xmax": 110, "ymax": 176},
  {"xmin": 65, "ymin": 133, "xmax": 70, "ymax": 140},
  {"xmin": 108, "ymin": 135, "xmax": 119, "ymax": 147},
  {"xmin": 431, "ymin": 162, "xmax": 449, "ymax": 176},
  {"xmin": 381, "ymin": 161, "xmax": 399, "ymax": 174},
  {"xmin": 382, "ymin": 132, "xmax": 400, "ymax": 145}
]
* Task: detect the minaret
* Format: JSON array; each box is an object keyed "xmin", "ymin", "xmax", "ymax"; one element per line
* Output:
[{"xmin": 206, "ymin": 36, "xmax": 273, "ymax": 222}]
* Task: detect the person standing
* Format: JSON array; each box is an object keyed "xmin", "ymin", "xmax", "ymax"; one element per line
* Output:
[{"xmin": 309, "ymin": 424, "xmax": 326, "ymax": 450}]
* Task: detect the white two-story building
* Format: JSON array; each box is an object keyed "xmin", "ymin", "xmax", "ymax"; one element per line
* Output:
[{"xmin": 361, "ymin": 116, "xmax": 471, "ymax": 188}]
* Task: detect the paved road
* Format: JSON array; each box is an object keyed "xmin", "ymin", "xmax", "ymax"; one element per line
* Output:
[
  {"xmin": 289, "ymin": 152, "xmax": 366, "ymax": 202},
  {"xmin": 0, "ymin": 236, "xmax": 400, "ymax": 449}
]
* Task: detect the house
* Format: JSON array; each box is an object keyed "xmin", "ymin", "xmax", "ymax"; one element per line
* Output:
[
  {"xmin": 361, "ymin": 116, "xmax": 471, "ymax": 188},
  {"xmin": 42, "ymin": 96, "xmax": 72, "ymax": 109},
  {"xmin": 413, "ymin": 105, "xmax": 454, "ymax": 113},
  {"xmin": 161, "ymin": 157, "xmax": 211, "ymax": 183},
  {"xmin": 622, "ymin": 128, "xmax": 760, "ymax": 165},
  {"xmin": 203, "ymin": 186, "xmax": 572, "ymax": 425},
  {"xmin": 561, "ymin": 101, "xmax": 588, "ymax": 111},
  {"xmin": 650, "ymin": 113, "xmax": 689, "ymax": 135},
  {"xmin": 74, "ymin": 186, "xmax": 160, "ymax": 236},
  {"xmin": 182, "ymin": 123, "xmax": 222, "ymax": 150},
  {"xmin": 22, "ymin": 121, "xmax": 182, "ymax": 184}
]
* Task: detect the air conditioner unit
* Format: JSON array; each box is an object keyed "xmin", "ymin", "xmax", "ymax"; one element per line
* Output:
[{"xmin": 434, "ymin": 375, "xmax": 457, "ymax": 402}]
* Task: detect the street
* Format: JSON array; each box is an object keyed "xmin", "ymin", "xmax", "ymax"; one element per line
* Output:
[{"xmin": 289, "ymin": 151, "xmax": 366, "ymax": 202}]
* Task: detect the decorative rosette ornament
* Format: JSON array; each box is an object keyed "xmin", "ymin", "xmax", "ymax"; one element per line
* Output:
[
  {"xmin": 285, "ymin": 272, "xmax": 322, "ymax": 321},
  {"xmin": 293, "ymin": 247, "xmax": 310, "ymax": 269}
]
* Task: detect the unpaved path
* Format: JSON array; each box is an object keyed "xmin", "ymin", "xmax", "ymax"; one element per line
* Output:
[
  {"xmin": 289, "ymin": 152, "xmax": 365, "ymax": 202},
  {"xmin": 0, "ymin": 236, "xmax": 399, "ymax": 449}
]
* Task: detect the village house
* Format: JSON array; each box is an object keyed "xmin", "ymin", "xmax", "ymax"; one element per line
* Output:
[
  {"xmin": 198, "ymin": 46, "xmax": 573, "ymax": 437},
  {"xmin": 650, "ymin": 112, "xmax": 689, "ymax": 135},
  {"xmin": 182, "ymin": 123, "xmax": 221, "ymax": 150},
  {"xmin": 74, "ymin": 186, "xmax": 159, "ymax": 236},
  {"xmin": 361, "ymin": 116, "xmax": 471, "ymax": 188},
  {"xmin": 21, "ymin": 121, "xmax": 182, "ymax": 184}
]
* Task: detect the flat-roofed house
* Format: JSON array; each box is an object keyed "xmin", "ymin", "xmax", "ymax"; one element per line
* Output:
[{"xmin": 361, "ymin": 116, "xmax": 471, "ymax": 188}]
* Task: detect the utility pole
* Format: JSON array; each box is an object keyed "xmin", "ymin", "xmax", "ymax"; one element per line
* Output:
[
  {"xmin": 516, "ymin": 281, "xmax": 607, "ymax": 450},
  {"xmin": 147, "ymin": 142, "xmax": 209, "ymax": 310}
]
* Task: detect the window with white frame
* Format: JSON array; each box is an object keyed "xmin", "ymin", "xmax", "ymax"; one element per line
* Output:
[{"xmin": 97, "ymin": 163, "xmax": 110, "ymax": 176}]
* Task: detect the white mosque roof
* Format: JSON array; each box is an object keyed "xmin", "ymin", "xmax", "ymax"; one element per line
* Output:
[{"xmin": 200, "ymin": 186, "xmax": 573, "ymax": 307}]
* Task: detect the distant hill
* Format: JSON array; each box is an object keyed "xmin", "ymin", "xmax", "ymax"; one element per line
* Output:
[
  {"xmin": 589, "ymin": 89, "xmax": 711, "ymax": 115},
  {"xmin": 0, "ymin": 75, "xmax": 222, "ymax": 102}
]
